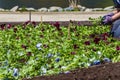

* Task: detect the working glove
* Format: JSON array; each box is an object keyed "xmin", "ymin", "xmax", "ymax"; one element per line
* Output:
[
  {"xmin": 101, "ymin": 16, "xmax": 112, "ymax": 25},
  {"xmin": 101, "ymin": 13, "xmax": 114, "ymax": 25}
]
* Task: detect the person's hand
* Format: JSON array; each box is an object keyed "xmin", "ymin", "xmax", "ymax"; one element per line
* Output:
[
  {"xmin": 101, "ymin": 16, "xmax": 112, "ymax": 25},
  {"xmin": 101, "ymin": 13, "xmax": 114, "ymax": 25}
]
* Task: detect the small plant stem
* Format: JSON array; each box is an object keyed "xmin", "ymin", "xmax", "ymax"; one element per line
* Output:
[
  {"xmin": 40, "ymin": 16, "xmax": 43, "ymax": 26},
  {"xmin": 68, "ymin": 22, "xmax": 72, "ymax": 40},
  {"xmin": 40, "ymin": 16, "xmax": 43, "ymax": 24},
  {"xmin": 29, "ymin": 11, "xmax": 31, "ymax": 22}
]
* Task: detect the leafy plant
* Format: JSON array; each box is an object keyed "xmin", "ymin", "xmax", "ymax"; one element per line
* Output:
[
  {"xmin": 68, "ymin": 0, "xmax": 80, "ymax": 11},
  {"xmin": 0, "ymin": 21, "xmax": 120, "ymax": 80}
]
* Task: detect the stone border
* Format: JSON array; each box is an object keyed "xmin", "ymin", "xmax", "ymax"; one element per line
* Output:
[
  {"xmin": 0, "ymin": 5, "xmax": 114, "ymax": 12},
  {"xmin": 0, "ymin": 11, "xmax": 109, "ymax": 14}
]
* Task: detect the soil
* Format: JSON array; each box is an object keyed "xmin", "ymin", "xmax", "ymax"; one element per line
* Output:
[
  {"xmin": 0, "ymin": 21, "xmax": 93, "ymax": 26},
  {"xmin": 23, "ymin": 62, "xmax": 120, "ymax": 80}
]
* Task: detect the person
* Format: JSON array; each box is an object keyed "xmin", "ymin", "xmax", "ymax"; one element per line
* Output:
[{"xmin": 101, "ymin": 0, "xmax": 120, "ymax": 38}]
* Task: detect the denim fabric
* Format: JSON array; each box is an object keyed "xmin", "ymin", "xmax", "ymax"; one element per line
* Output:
[{"xmin": 110, "ymin": 19, "xmax": 120, "ymax": 38}]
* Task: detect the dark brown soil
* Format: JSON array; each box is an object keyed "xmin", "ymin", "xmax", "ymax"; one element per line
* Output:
[
  {"xmin": 0, "ymin": 21, "xmax": 93, "ymax": 26},
  {"xmin": 23, "ymin": 62, "xmax": 120, "ymax": 80}
]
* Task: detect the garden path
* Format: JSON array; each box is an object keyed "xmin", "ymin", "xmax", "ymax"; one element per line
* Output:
[{"xmin": 0, "ymin": 12, "xmax": 109, "ymax": 22}]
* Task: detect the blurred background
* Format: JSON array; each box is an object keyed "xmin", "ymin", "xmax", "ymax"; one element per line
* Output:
[{"xmin": 0, "ymin": 0, "xmax": 113, "ymax": 9}]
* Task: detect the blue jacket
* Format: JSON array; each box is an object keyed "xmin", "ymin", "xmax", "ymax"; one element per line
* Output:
[{"xmin": 113, "ymin": 0, "xmax": 120, "ymax": 8}]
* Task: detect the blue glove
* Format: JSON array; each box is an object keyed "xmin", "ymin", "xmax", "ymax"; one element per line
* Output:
[
  {"xmin": 101, "ymin": 16, "xmax": 112, "ymax": 25},
  {"xmin": 101, "ymin": 13, "xmax": 114, "ymax": 25}
]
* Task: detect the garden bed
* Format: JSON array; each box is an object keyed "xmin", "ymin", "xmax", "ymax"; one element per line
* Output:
[{"xmin": 0, "ymin": 20, "xmax": 120, "ymax": 80}]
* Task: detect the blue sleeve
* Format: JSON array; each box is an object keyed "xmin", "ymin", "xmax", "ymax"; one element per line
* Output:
[{"xmin": 113, "ymin": 0, "xmax": 120, "ymax": 8}]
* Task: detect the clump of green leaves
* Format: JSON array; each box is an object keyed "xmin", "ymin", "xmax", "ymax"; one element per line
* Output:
[
  {"xmin": 89, "ymin": 16, "xmax": 103, "ymax": 25},
  {"xmin": 0, "ymin": 22, "xmax": 120, "ymax": 80}
]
